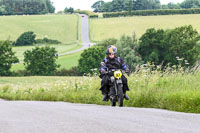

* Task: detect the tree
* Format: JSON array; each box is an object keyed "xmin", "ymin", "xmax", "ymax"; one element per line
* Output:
[
  {"xmin": 15, "ymin": 31, "xmax": 36, "ymax": 46},
  {"xmin": 78, "ymin": 47, "xmax": 105, "ymax": 74},
  {"xmin": 64, "ymin": 7, "xmax": 74, "ymax": 14},
  {"xmin": 0, "ymin": 41, "xmax": 19, "ymax": 76},
  {"xmin": 128, "ymin": 0, "xmax": 133, "ymax": 14},
  {"xmin": 163, "ymin": 25, "xmax": 200, "ymax": 66},
  {"xmin": 24, "ymin": 46, "xmax": 60, "ymax": 75},
  {"xmin": 138, "ymin": 28, "xmax": 166, "ymax": 65},
  {"xmin": 138, "ymin": 25, "xmax": 200, "ymax": 66},
  {"xmin": 92, "ymin": 0, "xmax": 105, "ymax": 12},
  {"xmin": 0, "ymin": 0, "xmax": 55, "ymax": 15},
  {"xmin": 116, "ymin": 34, "xmax": 143, "ymax": 71},
  {"xmin": 97, "ymin": 38, "xmax": 118, "ymax": 49},
  {"xmin": 180, "ymin": 0, "xmax": 200, "ymax": 8},
  {"xmin": 100, "ymin": 2, "xmax": 113, "ymax": 12},
  {"xmin": 46, "ymin": 0, "xmax": 55, "ymax": 13}
]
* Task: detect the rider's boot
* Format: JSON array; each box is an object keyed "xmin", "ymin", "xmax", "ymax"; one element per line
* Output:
[
  {"xmin": 102, "ymin": 94, "xmax": 109, "ymax": 101},
  {"xmin": 124, "ymin": 93, "xmax": 129, "ymax": 100}
]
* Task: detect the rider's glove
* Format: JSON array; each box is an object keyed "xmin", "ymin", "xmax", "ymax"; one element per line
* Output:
[
  {"xmin": 125, "ymin": 68, "xmax": 130, "ymax": 73},
  {"xmin": 101, "ymin": 70, "xmax": 106, "ymax": 74}
]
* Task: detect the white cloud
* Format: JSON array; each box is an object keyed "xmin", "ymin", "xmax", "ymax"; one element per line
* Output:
[{"xmin": 51, "ymin": 0, "xmax": 185, "ymax": 12}]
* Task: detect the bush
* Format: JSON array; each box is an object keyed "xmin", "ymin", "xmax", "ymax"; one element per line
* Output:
[
  {"xmin": 24, "ymin": 46, "xmax": 60, "ymax": 76},
  {"xmin": 15, "ymin": 31, "xmax": 36, "ymax": 46},
  {"xmin": 35, "ymin": 38, "xmax": 61, "ymax": 44},
  {"xmin": 116, "ymin": 34, "xmax": 143, "ymax": 71},
  {"xmin": 97, "ymin": 38, "xmax": 118, "ymax": 49},
  {"xmin": 103, "ymin": 8, "xmax": 200, "ymax": 18},
  {"xmin": 138, "ymin": 25, "xmax": 200, "ymax": 66},
  {"xmin": 74, "ymin": 10, "xmax": 99, "ymax": 18},
  {"xmin": 0, "ymin": 41, "xmax": 19, "ymax": 76},
  {"xmin": 55, "ymin": 67, "xmax": 81, "ymax": 76},
  {"xmin": 138, "ymin": 28, "xmax": 166, "ymax": 65},
  {"xmin": 78, "ymin": 46, "xmax": 105, "ymax": 74}
]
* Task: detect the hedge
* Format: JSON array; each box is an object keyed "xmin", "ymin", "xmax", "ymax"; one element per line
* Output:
[
  {"xmin": 103, "ymin": 8, "xmax": 200, "ymax": 18},
  {"xmin": 74, "ymin": 10, "xmax": 99, "ymax": 18}
]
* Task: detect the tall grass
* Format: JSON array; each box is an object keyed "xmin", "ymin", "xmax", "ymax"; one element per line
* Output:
[{"xmin": 1, "ymin": 65, "xmax": 200, "ymax": 113}]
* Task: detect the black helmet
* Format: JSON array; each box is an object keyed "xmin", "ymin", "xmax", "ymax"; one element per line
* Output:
[{"xmin": 106, "ymin": 45, "xmax": 117, "ymax": 55}]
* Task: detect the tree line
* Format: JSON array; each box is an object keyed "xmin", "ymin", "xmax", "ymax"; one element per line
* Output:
[
  {"xmin": 92, "ymin": 0, "xmax": 200, "ymax": 12},
  {"xmin": 0, "ymin": 0, "xmax": 55, "ymax": 15}
]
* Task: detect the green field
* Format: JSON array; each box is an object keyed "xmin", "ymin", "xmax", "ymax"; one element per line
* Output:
[
  {"xmin": 0, "ymin": 15, "xmax": 79, "ymax": 43},
  {"xmin": 11, "ymin": 49, "xmax": 82, "ymax": 71},
  {"xmin": 0, "ymin": 14, "xmax": 83, "ymax": 70},
  {"xmin": 13, "ymin": 43, "xmax": 82, "ymax": 61},
  {"xmin": 1, "ymin": 69, "xmax": 200, "ymax": 113},
  {"xmin": 90, "ymin": 14, "xmax": 200, "ymax": 41}
]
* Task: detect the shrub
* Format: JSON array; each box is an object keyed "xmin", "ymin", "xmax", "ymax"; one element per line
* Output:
[
  {"xmin": 74, "ymin": 10, "xmax": 99, "ymax": 18},
  {"xmin": 97, "ymin": 38, "xmax": 118, "ymax": 49},
  {"xmin": 35, "ymin": 38, "xmax": 61, "ymax": 44},
  {"xmin": 116, "ymin": 34, "xmax": 143, "ymax": 71},
  {"xmin": 78, "ymin": 46, "xmax": 105, "ymax": 74},
  {"xmin": 55, "ymin": 67, "xmax": 81, "ymax": 76},
  {"xmin": 24, "ymin": 46, "xmax": 60, "ymax": 76},
  {"xmin": 138, "ymin": 28, "xmax": 166, "ymax": 65},
  {"xmin": 15, "ymin": 31, "xmax": 36, "ymax": 46},
  {"xmin": 103, "ymin": 8, "xmax": 200, "ymax": 18},
  {"xmin": 0, "ymin": 41, "xmax": 19, "ymax": 76},
  {"xmin": 138, "ymin": 25, "xmax": 200, "ymax": 66}
]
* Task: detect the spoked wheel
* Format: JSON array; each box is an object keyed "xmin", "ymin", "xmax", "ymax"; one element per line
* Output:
[{"xmin": 118, "ymin": 84, "xmax": 124, "ymax": 107}]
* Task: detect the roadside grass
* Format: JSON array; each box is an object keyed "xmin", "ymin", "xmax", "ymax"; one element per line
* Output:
[
  {"xmin": 1, "ymin": 68, "xmax": 200, "ymax": 113},
  {"xmin": 90, "ymin": 14, "xmax": 200, "ymax": 41},
  {"xmin": 0, "ymin": 15, "xmax": 78, "ymax": 43}
]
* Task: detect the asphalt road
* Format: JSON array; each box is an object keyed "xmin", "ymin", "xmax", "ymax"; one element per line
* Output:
[
  {"xmin": 0, "ymin": 101, "xmax": 200, "ymax": 133},
  {"xmin": 59, "ymin": 14, "xmax": 93, "ymax": 56}
]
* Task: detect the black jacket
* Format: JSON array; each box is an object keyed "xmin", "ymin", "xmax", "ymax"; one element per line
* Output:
[{"xmin": 99, "ymin": 56, "xmax": 129, "ymax": 73}]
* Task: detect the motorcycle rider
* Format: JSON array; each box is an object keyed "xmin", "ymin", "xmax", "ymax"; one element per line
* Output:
[{"xmin": 99, "ymin": 45, "xmax": 130, "ymax": 101}]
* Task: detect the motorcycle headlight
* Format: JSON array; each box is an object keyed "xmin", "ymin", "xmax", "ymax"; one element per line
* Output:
[{"xmin": 114, "ymin": 71, "xmax": 122, "ymax": 79}]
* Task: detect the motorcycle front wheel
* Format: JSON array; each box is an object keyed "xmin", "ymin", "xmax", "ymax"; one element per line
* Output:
[{"xmin": 118, "ymin": 84, "xmax": 124, "ymax": 107}]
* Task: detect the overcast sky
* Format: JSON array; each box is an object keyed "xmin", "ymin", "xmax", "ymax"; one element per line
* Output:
[{"xmin": 51, "ymin": 0, "xmax": 185, "ymax": 12}]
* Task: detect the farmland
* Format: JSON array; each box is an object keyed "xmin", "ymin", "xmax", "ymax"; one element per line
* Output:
[
  {"xmin": 90, "ymin": 14, "xmax": 200, "ymax": 41},
  {"xmin": 0, "ymin": 15, "xmax": 79, "ymax": 43},
  {"xmin": 0, "ymin": 14, "xmax": 82, "ymax": 70}
]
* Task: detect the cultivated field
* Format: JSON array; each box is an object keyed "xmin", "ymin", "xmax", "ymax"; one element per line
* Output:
[
  {"xmin": 0, "ymin": 15, "xmax": 79, "ymax": 43},
  {"xmin": 1, "ymin": 68, "xmax": 200, "ymax": 113},
  {"xmin": 90, "ymin": 14, "xmax": 200, "ymax": 41}
]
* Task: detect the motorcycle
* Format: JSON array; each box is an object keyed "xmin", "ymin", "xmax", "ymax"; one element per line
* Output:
[
  {"xmin": 100, "ymin": 62, "xmax": 129, "ymax": 107},
  {"xmin": 107, "ymin": 69, "xmax": 125, "ymax": 107}
]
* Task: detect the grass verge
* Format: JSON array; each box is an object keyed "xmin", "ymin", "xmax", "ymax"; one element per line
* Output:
[{"xmin": 1, "ymin": 70, "xmax": 200, "ymax": 113}]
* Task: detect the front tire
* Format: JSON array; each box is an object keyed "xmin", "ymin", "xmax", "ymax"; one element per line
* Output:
[
  {"xmin": 111, "ymin": 101, "xmax": 116, "ymax": 106},
  {"xmin": 118, "ymin": 84, "xmax": 124, "ymax": 107}
]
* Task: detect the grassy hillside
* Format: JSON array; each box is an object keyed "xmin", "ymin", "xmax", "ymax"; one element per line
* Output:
[
  {"xmin": 1, "ymin": 69, "xmax": 200, "ymax": 113},
  {"xmin": 0, "ymin": 15, "xmax": 78, "ymax": 43},
  {"xmin": 0, "ymin": 14, "xmax": 82, "ymax": 71},
  {"xmin": 90, "ymin": 14, "xmax": 200, "ymax": 41}
]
